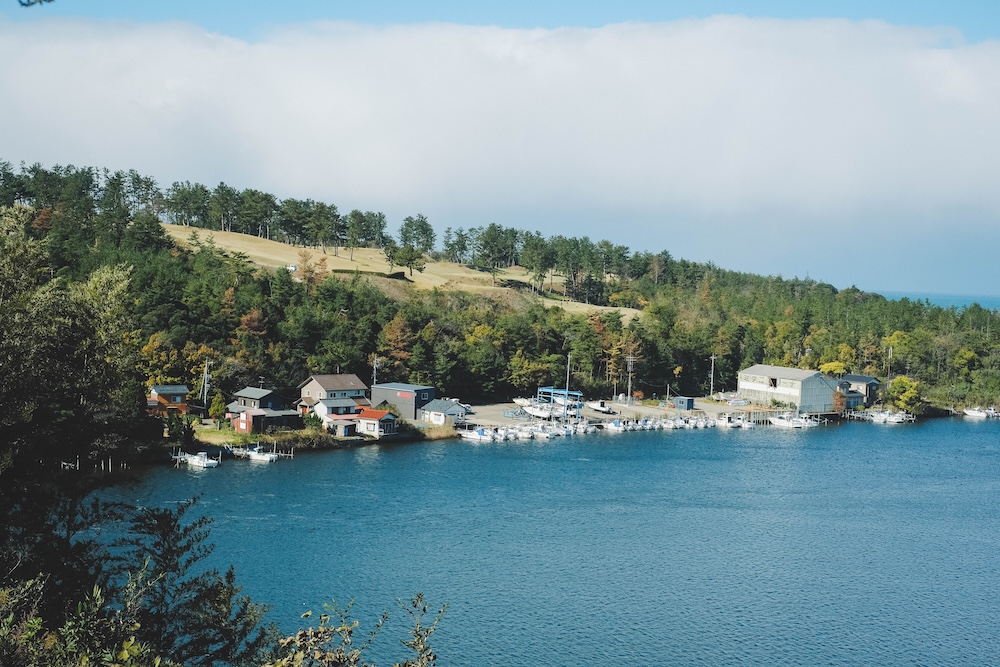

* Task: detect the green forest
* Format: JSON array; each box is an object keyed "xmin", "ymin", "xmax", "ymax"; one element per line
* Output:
[{"xmin": 2, "ymin": 158, "xmax": 999, "ymax": 665}]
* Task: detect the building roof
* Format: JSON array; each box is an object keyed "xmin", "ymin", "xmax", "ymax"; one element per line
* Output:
[
  {"xmin": 372, "ymin": 383, "xmax": 434, "ymax": 392},
  {"xmin": 235, "ymin": 387, "xmax": 275, "ymax": 399},
  {"xmin": 357, "ymin": 409, "xmax": 395, "ymax": 421},
  {"xmin": 842, "ymin": 374, "xmax": 881, "ymax": 385},
  {"xmin": 319, "ymin": 398, "xmax": 361, "ymax": 409},
  {"xmin": 234, "ymin": 407, "xmax": 300, "ymax": 418},
  {"xmin": 151, "ymin": 385, "xmax": 189, "ymax": 395},
  {"xmin": 298, "ymin": 374, "xmax": 369, "ymax": 391},
  {"xmin": 421, "ymin": 399, "xmax": 469, "ymax": 415},
  {"xmin": 320, "ymin": 412, "xmax": 360, "ymax": 422},
  {"xmin": 739, "ymin": 364, "xmax": 822, "ymax": 381}
]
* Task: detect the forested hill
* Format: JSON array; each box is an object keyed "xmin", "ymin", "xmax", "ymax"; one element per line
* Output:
[
  {"xmin": 4, "ymin": 156, "xmax": 1000, "ymax": 663},
  {"xmin": 3, "ymin": 158, "xmax": 999, "ymax": 427}
]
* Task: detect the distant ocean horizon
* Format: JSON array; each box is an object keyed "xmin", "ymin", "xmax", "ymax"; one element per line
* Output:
[{"xmin": 875, "ymin": 290, "xmax": 1000, "ymax": 310}]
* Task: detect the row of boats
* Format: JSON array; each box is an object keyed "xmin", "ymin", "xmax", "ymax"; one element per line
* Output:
[
  {"xmin": 772, "ymin": 408, "xmax": 916, "ymax": 427},
  {"xmin": 460, "ymin": 422, "xmax": 599, "ymax": 441},
  {"xmin": 460, "ymin": 412, "xmax": 759, "ymax": 441},
  {"xmin": 607, "ymin": 413, "xmax": 756, "ymax": 431},
  {"xmin": 172, "ymin": 444, "xmax": 282, "ymax": 468},
  {"xmin": 513, "ymin": 397, "xmax": 616, "ymax": 419},
  {"xmin": 963, "ymin": 406, "xmax": 998, "ymax": 419}
]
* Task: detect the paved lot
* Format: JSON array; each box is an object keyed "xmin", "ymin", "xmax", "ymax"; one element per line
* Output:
[
  {"xmin": 462, "ymin": 398, "xmax": 766, "ymax": 427},
  {"xmin": 465, "ymin": 400, "xmax": 674, "ymax": 426}
]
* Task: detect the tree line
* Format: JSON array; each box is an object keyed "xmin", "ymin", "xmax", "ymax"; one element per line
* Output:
[{"xmin": 3, "ymin": 155, "xmax": 1000, "ymax": 662}]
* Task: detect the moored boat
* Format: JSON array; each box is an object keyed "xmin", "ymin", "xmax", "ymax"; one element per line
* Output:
[
  {"xmin": 768, "ymin": 412, "xmax": 820, "ymax": 428},
  {"xmin": 175, "ymin": 451, "xmax": 221, "ymax": 468}
]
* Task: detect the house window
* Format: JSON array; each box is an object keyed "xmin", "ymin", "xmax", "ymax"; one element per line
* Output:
[
  {"xmin": 304, "ymin": 390, "xmax": 311, "ymax": 397},
  {"xmin": 421, "ymin": 392, "xmax": 428, "ymax": 400},
  {"xmin": 317, "ymin": 391, "xmax": 324, "ymax": 399},
  {"xmin": 172, "ymin": 395, "xmax": 182, "ymax": 403},
  {"xmin": 768, "ymin": 377, "xmax": 778, "ymax": 388}
]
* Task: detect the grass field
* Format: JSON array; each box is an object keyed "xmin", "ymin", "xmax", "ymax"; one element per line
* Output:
[{"xmin": 162, "ymin": 224, "xmax": 640, "ymax": 321}]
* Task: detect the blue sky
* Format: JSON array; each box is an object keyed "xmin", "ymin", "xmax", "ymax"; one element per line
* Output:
[
  {"xmin": 9, "ymin": 1, "xmax": 1000, "ymax": 41},
  {"xmin": 3, "ymin": 1, "xmax": 999, "ymax": 295}
]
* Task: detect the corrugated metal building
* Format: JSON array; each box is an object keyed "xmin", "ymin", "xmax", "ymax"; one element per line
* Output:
[
  {"xmin": 370, "ymin": 383, "xmax": 435, "ymax": 419},
  {"xmin": 737, "ymin": 364, "xmax": 842, "ymax": 414}
]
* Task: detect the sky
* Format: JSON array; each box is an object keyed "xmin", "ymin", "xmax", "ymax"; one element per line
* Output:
[{"xmin": 2, "ymin": 1, "xmax": 999, "ymax": 295}]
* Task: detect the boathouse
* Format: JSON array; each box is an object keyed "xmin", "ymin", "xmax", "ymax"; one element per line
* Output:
[{"xmin": 737, "ymin": 364, "xmax": 842, "ymax": 414}]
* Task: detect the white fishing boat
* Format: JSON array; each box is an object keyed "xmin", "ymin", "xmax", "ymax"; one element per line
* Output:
[
  {"xmin": 246, "ymin": 445, "xmax": 279, "ymax": 462},
  {"xmin": 175, "ymin": 451, "xmax": 220, "ymax": 468},
  {"xmin": 585, "ymin": 400, "xmax": 615, "ymax": 414},
  {"xmin": 228, "ymin": 443, "xmax": 280, "ymax": 462},
  {"xmin": 460, "ymin": 427, "xmax": 495, "ymax": 442},
  {"xmin": 768, "ymin": 412, "xmax": 819, "ymax": 429},
  {"xmin": 870, "ymin": 410, "xmax": 914, "ymax": 424},
  {"xmin": 604, "ymin": 419, "xmax": 629, "ymax": 432},
  {"xmin": 523, "ymin": 403, "xmax": 555, "ymax": 419},
  {"xmin": 963, "ymin": 406, "xmax": 997, "ymax": 419},
  {"xmin": 717, "ymin": 413, "xmax": 741, "ymax": 428}
]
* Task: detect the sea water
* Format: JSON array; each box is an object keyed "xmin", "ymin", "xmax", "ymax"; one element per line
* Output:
[
  {"xmin": 877, "ymin": 290, "xmax": 1000, "ymax": 311},
  {"xmin": 104, "ymin": 418, "xmax": 1000, "ymax": 665}
]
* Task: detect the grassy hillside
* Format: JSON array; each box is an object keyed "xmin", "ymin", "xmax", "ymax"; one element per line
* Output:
[{"xmin": 161, "ymin": 223, "xmax": 640, "ymax": 321}]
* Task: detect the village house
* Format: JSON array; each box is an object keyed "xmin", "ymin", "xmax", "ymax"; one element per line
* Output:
[
  {"xmin": 296, "ymin": 374, "xmax": 370, "ymax": 414},
  {"xmin": 227, "ymin": 387, "xmax": 302, "ymax": 434},
  {"xmin": 841, "ymin": 374, "xmax": 881, "ymax": 407},
  {"xmin": 355, "ymin": 408, "xmax": 397, "ymax": 439},
  {"xmin": 147, "ymin": 385, "xmax": 190, "ymax": 416}
]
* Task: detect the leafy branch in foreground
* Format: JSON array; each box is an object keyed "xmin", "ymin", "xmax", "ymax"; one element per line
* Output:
[{"xmin": 265, "ymin": 594, "xmax": 445, "ymax": 667}]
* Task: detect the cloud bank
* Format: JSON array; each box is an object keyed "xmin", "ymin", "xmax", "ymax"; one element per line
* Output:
[{"xmin": 2, "ymin": 16, "xmax": 998, "ymax": 291}]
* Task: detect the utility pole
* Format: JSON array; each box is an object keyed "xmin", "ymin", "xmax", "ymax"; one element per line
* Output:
[
  {"xmin": 372, "ymin": 355, "xmax": 380, "ymax": 387},
  {"xmin": 709, "ymin": 354, "xmax": 716, "ymax": 398},
  {"xmin": 201, "ymin": 360, "xmax": 212, "ymax": 406},
  {"xmin": 564, "ymin": 353, "xmax": 571, "ymax": 423},
  {"xmin": 626, "ymin": 355, "xmax": 637, "ymax": 406}
]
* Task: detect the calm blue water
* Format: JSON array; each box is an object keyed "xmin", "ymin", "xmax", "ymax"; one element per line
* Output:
[
  {"xmin": 105, "ymin": 419, "xmax": 1000, "ymax": 666},
  {"xmin": 878, "ymin": 290, "xmax": 1000, "ymax": 310}
]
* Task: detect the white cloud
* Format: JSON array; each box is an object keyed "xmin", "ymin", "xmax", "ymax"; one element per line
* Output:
[{"xmin": 1, "ymin": 15, "xmax": 998, "ymax": 291}]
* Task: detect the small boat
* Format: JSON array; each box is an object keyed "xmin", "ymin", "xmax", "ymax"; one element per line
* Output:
[
  {"xmin": 768, "ymin": 412, "xmax": 819, "ymax": 429},
  {"xmin": 523, "ymin": 403, "xmax": 555, "ymax": 419},
  {"xmin": 175, "ymin": 451, "xmax": 220, "ymax": 468},
  {"xmin": 963, "ymin": 407, "xmax": 997, "ymax": 419},
  {"xmin": 460, "ymin": 427, "xmax": 495, "ymax": 442},
  {"xmin": 870, "ymin": 410, "xmax": 914, "ymax": 424},
  {"xmin": 246, "ymin": 445, "xmax": 279, "ymax": 462},
  {"xmin": 585, "ymin": 400, "xmax": 615, "ymax": 414}
]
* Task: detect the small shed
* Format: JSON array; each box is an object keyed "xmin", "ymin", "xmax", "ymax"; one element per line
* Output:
[
  {"xmin": 674, "ymin": 396, "xmax": 695, "ymax": 411},
  {"xmin": 418, "ymin": 399, "xmax": 470, "ymax": 425}
]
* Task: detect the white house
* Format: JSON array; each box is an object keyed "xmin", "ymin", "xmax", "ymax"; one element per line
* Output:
[
  {"xmin": 737, "ymin": 364, "xmax": 842, "ymax": 414},
  {"xmin": 355, "ymin": 409, "xmax": 397, "ymax": 439}
]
